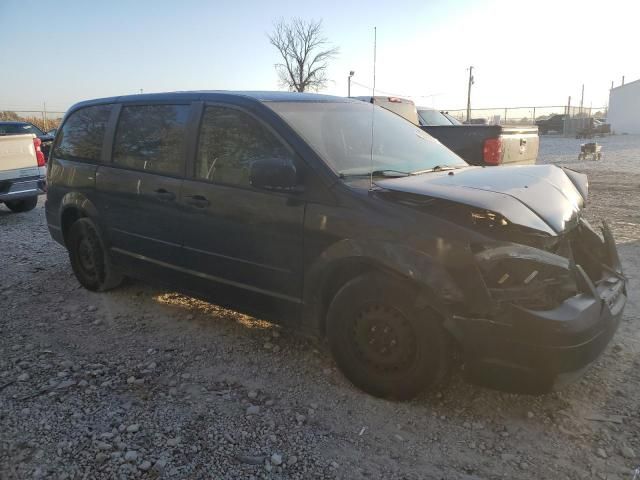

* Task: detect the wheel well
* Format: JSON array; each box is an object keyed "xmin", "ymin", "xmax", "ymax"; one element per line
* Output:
[
  {"xmin": 318, "ymin": 260, "xmax": 398, "ymax": 335},
  {"xmin": 317, "ymin": 259, "xmax": 452, "ymax": 338},
  {"xmin": 61, "ymin": 208, "xmax": 85, "ymax": 245}
]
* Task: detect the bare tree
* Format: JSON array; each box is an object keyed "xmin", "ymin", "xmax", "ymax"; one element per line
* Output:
[{"xmin": 268, "ymin": 18, "xmax": 339, "ymax": 92}]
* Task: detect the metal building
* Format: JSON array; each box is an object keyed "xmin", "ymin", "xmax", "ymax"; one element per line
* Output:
[{"xmin": 608, "ymin": 79, "xmax": 640, "ymax": 134}]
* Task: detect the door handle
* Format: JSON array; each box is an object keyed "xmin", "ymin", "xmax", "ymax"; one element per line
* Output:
[
  {"xmin": 153, "ymin": 188, "xmax": 176, "ymax": 201},
  {"xmin": 184, "ymin": 195, "xmax": 210, "ymax": 208}
]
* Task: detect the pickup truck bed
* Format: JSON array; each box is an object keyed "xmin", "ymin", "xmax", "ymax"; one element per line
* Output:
[
  {"xmin": 421, "ymin": 124, "xmax": 539, "ymax": 166},
  {"xmin": 357, "ymin": 100, "xmax": 540, "ymax": 167},
  {"xmin": 0, "ymin": 134, "xmax": 46, "ymax": 213}
]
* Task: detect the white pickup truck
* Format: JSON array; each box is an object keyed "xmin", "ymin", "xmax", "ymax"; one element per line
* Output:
[{"xmin": 0, "ymin": 134, "xmax": 47, "ymax": 213}]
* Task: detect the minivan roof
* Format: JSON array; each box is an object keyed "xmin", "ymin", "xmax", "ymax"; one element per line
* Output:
[{"xmin": 68, "ymin": 91, "xmax": 360, "ymax": 114}]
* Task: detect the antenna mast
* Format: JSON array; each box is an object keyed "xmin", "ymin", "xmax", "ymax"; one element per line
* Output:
[{"xmin": 369, "ymin": 26, "xmax": 377, "ymax": 190}]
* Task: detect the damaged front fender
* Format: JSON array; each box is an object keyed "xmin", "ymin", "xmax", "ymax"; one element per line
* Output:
[{"xmin": 302, "ymin": 236, "xmax": 492, "ymax": 332}]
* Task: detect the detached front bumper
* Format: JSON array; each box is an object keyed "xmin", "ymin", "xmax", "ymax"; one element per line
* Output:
[{"xmin": 449, "ymin": 222, "xmax": 627, "ymax": 393}]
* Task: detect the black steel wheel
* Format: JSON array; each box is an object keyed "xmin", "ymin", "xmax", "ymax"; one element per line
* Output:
[
  {"xmin": 67, "ymin": 218, "xmax": 123, "ymax": 291},
  {"xmin": 326, "ymin": 272, "xmax": 450, "ymax": 400},
  {"xmin": 352, "ymin": 304, "xmax": 417, "ymax": 373}
]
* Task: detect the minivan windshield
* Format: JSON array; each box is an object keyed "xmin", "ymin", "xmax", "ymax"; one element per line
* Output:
[{"xmin": 267, "ymin": 101, "xmax": 467, "ymax": 177}]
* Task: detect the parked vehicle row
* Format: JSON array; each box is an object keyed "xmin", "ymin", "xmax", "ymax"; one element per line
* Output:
[
  {"xmin": 576, "ymin": 118, "xmax": 611, "ymax": 138},
  {"xmin": 45, "ymin": 91, "xmax": 627, "ymax": 399},
  {"xmin": 535, "ymin": 114, "xmax": 567, "ymax": 134},
  {"xmin": 354, "ymin": 96, "xmax": 540, "ymax": 167},
  {"xmin": 0, "ymin": 132, "xmax": 47, "ymax": 213}
]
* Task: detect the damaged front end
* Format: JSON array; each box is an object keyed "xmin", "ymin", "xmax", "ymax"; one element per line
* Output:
[
  {"xmin": 454, "ymin": 217, "xmax": 627, "ymax": 393},
  {"xmin": 472, "ymin": 218, "xmax": 625, "ymax": 312},
  {"xmin": 374, "ymin": 165, "xmax": 627, "ymax": 393}
]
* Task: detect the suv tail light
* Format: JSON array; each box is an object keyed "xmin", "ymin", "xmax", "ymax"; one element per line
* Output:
[
  {"xmin": 33, "ymin": 137, "xmax": 46, "ymax": 167},
  {"xmin": 483, "ymin": 138, "xmax": 503, "ymax": 165}
]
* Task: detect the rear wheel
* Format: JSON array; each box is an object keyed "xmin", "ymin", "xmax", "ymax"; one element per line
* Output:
[
  {"xmin": 326, "ymin": 272, "xmax": 450, "ymax": 400},
  {"xmin": 67, "ymin": 218, "xmax": 123, "ymax": 291},
  {"xmin": 5, "ymin": 196, "xmax": 38, "ymax": 213}
]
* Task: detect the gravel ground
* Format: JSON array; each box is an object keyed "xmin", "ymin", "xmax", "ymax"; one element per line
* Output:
[{"xmin": 1, "ymin": 135, "xmax": 639, "ymax": 480}]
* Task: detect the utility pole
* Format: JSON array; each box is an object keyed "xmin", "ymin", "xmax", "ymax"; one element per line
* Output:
[
  {"xmin": 622, "ymin": 75, "xmax": 625, "ymax": 86},
  {"xmin": 466, "ymin": 66, "xmax": 474, "ymax": 122},
  {"xmin": 565, "ymin": 95, "xmax": 572, "ymax": 137},
  {"xmin": 43, "ymin": 101, "xmax": 48, "ymax": 131},
  {"xmin": 348, "ymin": 71, "xmax": 355, "ymax": 97},
  {"xmin": 579, "ymin": 84, "xmax": 584, "ymax": 116}
]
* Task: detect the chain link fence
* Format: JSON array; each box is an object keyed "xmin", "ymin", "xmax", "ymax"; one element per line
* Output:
[
  {"xmin": 443, "ymin": 105, "xmax": 607, "ymax": 127},
  {"xmin": 0, "ymin": 109, "xmax": 66, "ymax": 132},
  {"xmin": 2, "ymin": 104, "xmax": 609, "ymax": 136}
]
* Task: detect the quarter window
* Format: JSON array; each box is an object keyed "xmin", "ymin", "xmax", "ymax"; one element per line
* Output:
[
  {"xmin": 113, "ymin": 105, "xmax": 190, "ymax": 176},
  {"xmin": 195, "ymin": 106, "xmax": 293, "ymax": 187},
  {"xmin": 53, "ymin": 105, "xmax": 111, "ymax": 162}
]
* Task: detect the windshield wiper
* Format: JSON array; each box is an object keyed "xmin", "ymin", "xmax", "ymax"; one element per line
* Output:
[
  {"xmin": 413, "ymin": 165, "xmax": 458, "ymax": 174},
  {"xmin": 339, "ymin": 169, "xmax": 413, "ymax": 178}
]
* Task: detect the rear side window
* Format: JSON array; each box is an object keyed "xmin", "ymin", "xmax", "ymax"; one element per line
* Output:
[
  {"xmin": 418, "ymin": 110, "xmax": 453, "ymax": 126},
  {"xmin": 54, "ymin": 105, "xmax": 111, "ymax": 161},
  {"xmin": 195, "ymin": 106, "xmax": 292, "ymax": 187},
  {"xmin": 113, "ymin": 104, "xmax": 190, "ymax": 176},
  {"xmin": 0, "ymin": 124, "xmax": 43, "ymax": 135}
]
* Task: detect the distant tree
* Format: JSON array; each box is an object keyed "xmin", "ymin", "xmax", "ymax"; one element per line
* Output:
[
  {"xmin": 268, "ymin": 18, "xmax": 339, "ymax": 92},
  {"xmin": 0, "ymin": 111, "xmax": 20, "ymax": 121},
  {"xmin": 0, "ymin": 111, "xmax": 60, "ymax": 131}
]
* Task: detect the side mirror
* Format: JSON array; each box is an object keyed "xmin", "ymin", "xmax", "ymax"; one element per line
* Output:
[{"xmin": 250, "ymin": 158, "xmax": 301, "ymax": 192}]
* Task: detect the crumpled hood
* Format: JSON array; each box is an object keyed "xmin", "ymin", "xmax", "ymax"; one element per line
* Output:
[{"xmin": 375, "ymin": 165, "xmax": 588, "ymax": 235}]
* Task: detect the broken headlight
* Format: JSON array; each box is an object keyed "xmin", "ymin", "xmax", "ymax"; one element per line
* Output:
[
  {"xmin": 470, "ymin": 210, "xmax": 510, "ymax": 229},
  {"xmin": 469, "ymin": 209, "xmax": 561, "ymax": 250},
  {"xmin": 474, "ymin": 243, "xmax": 578, "ymax": 310}
]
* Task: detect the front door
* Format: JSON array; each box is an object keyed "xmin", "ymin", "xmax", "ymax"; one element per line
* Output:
[
  {"xmin": 179, "ymin": 104, "xmax": 305, "ymax": 322},
  {"xmin": 97, "ymin": 103, "xmax": 191, "ymax": 279}
]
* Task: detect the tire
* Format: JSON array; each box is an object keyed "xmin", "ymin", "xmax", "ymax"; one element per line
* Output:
[
  {"xmin": 67, "ymin": 218, "xmax": 123, "ymax": 292},
  {"xmin": 326, "ymin": 272, "xmax": 450, "ymax": 400},
  {"xmin": 5, "ymin": 196, "xmax": 38, "ymax": 213}
]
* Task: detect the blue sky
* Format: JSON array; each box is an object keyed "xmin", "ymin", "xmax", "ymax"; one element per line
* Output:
[{"xmin": 1, "ymin": 0, "xmax": 638, "ymax": 113}]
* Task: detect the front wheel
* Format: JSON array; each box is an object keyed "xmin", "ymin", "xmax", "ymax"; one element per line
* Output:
[
  {"xmin": 326, "ymin": 272, "xmax": 450, "ymax": 400},
  {"xmin": 67, "ymin": 218, "xmax": 123, "ymax": 292},
  {"xmin": 5, "ymin": 196, "xmax": 38, "ymax": 213}
]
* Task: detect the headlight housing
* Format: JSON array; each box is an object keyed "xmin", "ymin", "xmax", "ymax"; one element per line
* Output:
[{"xmin": 474, "ymin": 243, "xmax": 578, "ymax": 310}]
